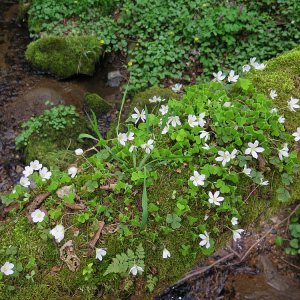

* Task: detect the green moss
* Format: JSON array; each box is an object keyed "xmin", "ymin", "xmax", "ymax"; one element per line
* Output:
[
  {"xmin": 131, "ymin": 86, "xmax": 180, "ymax": 109},
  {"xmin": 24, "ymin": 115, "xmax": 89, "ymax": 169},
  {"xmin": 247, "ymin": 46, "xmax": 300, "ymax": 132},
  {"xmin": 25, "ymin": 36, "xmax": 102, "ymax": 78},
  {"xmin": 84, "ymin": 93, "xmax": 112, "ymax": 115}
]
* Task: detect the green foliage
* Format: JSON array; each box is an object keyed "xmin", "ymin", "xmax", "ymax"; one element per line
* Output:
[
  {"xmin": 15, "ymin": 104, "xmax": 88, "ymax": 168},
  {"xmin": 104, "ymin": 244, "xmax": 145, "ymax": 276},
  {"xmin": 25, "ymin": 35, "xmax": 102, "ymax": 78},
  {"xmin": 276, "ymin": 209, "xmax": 300, "ymax": 256},
  {"xmin": 27, "ymin": 0, "xmax": 300, "ymax": 90},
  {"xmin": 84, "ymin": 93, "xmax": 112, "ymax": 115}
]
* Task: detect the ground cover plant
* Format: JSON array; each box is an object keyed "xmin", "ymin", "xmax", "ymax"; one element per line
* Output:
[
  {"xmin": 26, "ymin": 0, "xmax": 300, "ymax": 90},
  {"xmin": 1, "ymin": 49, "xmax": 300, "ymax": 298}
]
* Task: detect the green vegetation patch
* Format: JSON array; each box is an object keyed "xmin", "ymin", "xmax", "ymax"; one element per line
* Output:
[
  {"xmin": 16, "ymin": 105, "xmax": 89, "ymax": 169},
  {"xmin": 25, "ymin": 36, "xmax": 102, "ymax": 78},
  {"xmin": 2, "ymin": 47, "xmax": 300, "ymax": 298},
  {"xmin": 27, "ymin": 0, "xmax": 300, "ymax": 90}
]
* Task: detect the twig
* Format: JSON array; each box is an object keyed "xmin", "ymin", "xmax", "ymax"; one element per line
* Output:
[
  {"xmin": 176, "ymin": 253, "xmax": 235, "ymax": 285},
  {"xmin": 238, "ymin": 203, "xmax": 300, "ymax": 263},
  {"xmin": 86, "ymin": 221, "xmax": 105, "ymax": 256},
  {"xmin": 279, "ymin": 257, "xmax": 300, "ymax": 271}
]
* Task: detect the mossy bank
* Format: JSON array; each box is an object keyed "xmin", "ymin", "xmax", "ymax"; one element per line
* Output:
[{"xmin": 1, "ymin": 47, "xmax": 300, "ymax": 299}]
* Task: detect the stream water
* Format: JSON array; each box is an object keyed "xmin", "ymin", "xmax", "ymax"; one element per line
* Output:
[{"xmin": 0, "ymin": 0, "xmax": 122, "ymax": 192}]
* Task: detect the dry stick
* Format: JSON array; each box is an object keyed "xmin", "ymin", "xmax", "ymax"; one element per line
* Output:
[
  {"xmin": 177, "ymin": 203, "xmax": 300, "ymax": 284},
  {"xmin": 238, "ymin": 203, "xmax": 300, "ymax": 263},
  {"xmin": 177, "ymin": 253, "xmax": 235, "ymax": 285},
  {"xmin": 88, "ymin": 221, "xmax": 105, "ymax": 249},
  {"xmin": 279, "ymin": 257, "xmax": 300, "ymax": 271}
]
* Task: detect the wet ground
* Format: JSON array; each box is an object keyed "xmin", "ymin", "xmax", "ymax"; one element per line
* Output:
[{"xmin": 0, "ymin": 0, "xmax": 123, "ymax": 192}]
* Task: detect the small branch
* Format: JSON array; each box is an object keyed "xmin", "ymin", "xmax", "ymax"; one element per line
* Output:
[
  {"xmin": 86, "ymin": 221, "xmax": 105, "ymax": 256},
  {"xmin": 99, "ymin": 184, "xmax": 116, "ymax": 191}
]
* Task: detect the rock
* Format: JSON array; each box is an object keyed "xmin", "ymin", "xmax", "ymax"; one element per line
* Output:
[
  {"xmin": 107, "ymin": 70, "xmax": 123, "ymax": 87},
  {"xmin": 25, "ymin": 36, "xmax": 102, "ymax": 78},
  {"xmin": 84, "ymin": 93, "xmax": 112, "ymax": 115}
]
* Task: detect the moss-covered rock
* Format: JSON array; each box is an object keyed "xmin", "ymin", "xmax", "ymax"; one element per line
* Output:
[
  {"xmin": 24, "ymin": 115, "xmax": 88, "ymax": 169},
  {"xmin": 25, "ymin": 36, "xmax": 102, "ymax": 78},
  {"xmin": 247, "ymin": 45, "xmax": 300, "ymax": 132},
  {"xmin": 84, "ymin": 93, "xmax": 112, "ymax": 115}
]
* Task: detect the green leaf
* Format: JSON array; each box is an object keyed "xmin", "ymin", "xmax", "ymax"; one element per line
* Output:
[
  {"xmin": 276, "ymin": 188, "xmax": 291, "ymax": 202},
  {"xmin": 289, "ymin": 239, "xmax": 299, "ymax": 249},
  {"xmin": 274, "ymin": 236, "xmax": 283, "ymax": 246}
]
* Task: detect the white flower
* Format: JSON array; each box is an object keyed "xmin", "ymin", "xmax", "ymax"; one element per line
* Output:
[
  {"xmin": 204, "ymin": 214, "xmax": 209, "ymax": 221},
  {"xmin": 20, "ymin": 176, "xmax": 30, "ymax": 188},
  {"xmin": 202, "ymin": 143, "xmax": 210, "ymax": 150},
  {"xmin": 1, "ymin": 262, "xmax": 14, "ymax": 276},
  {"xmin": 190, "ymin": 171, "xmax": 206, "ymax": 186},
  {"xmin": 223, "ymin": 102, "xmax": 232, "ymax": 108},
  {"xmin": 216, "ymin": 150, "xmax": 231, "ymax": 166},
  {"xmin": 288, "ymin": 97, "xmax": 300, "ymax": 112},
  {"xmin": 197, "ymin": 113, "xmax": 206, "ymax": 127},
  {"xmin": 39, "ymin": 167, "xmax": 52, "ymax": 181},
  {"xmin": 229, "ymin": 149, "xmax": 238, "ymax": 160},
  {"xmin": 270, "ymin": 90, "xmax": 278, "ymax": 100},
  {"xmin": 245, "ymin": 140, "xmax": 264, "ymax": 159},
  {"xmin": 129, "ymin": 264, "xmax": 144, "ymax": 276},
  {"xmin": 208, "ymin": 191, "xmax": 224, "ymax": 206},
  {"xmin": 50, "ymin": 224, "xmax": 65, "ymax": 243},
  {"xmin": 129, "ymin": 145, "xmax": 138, "ymax": 152},
  {"xmin": 278, "ymin": 143, "xmax": 289, "ymax": 161},
  {"xmin": 31, "ymin": 209, "xmax": 45, "ymax": 223},
  {"xmin": 253, "ymin": 63, "xmax": 266, "ymax": 70},
  {"xmin": 23, "ymin": 166, "xmax": 34, "ymax": 177},
  {"xmin": 242, "ymin": 64, "xmax": 251, "ymax": 73},
  {"xmin": 242, "ymin": 165, "xmax": 251, "ymax": 176},
  {"xmin": 199, "ymin": 130, "xmax": 209, "ymax": 141},
  {"xmin": 168, "ymin": 116, "xmax": 181, "ymax": 127},
  {"xmin": 149, "ymin": 95, "xmax": 161, "ymax": 103},
  {"xmin": 127, "ymin": 132, "xmax": 135, "ymax": 141},
  {"xmin": 162, "ymin": 248, "xmax": 171, "ymax": 259},
  {"xmin": 292, "ymin": 127, "xmax": 300, "ymax": 141},
  {"xmin": 171, "ymin": 83, "xmax": 183, "ymax": 93},
  {"xmin": 233, "ymin": 229, "xmax": 244, "ymax": 241},
  {"xmin": 278, "ymin": 116, "xmax": 285, "ymax": 124},
  {"xmin": 30, "ymin": 160, "xmax": 42, "ymax": 170},
  {"xmin": 68, "ymin": 166, "xmax": 78, "ymax": 178},
  {"xmin": 161, "ymin": 125, "xmax": 170, "ymax": 135},
  {"xmin": 249, "ymin": 57, "xmax": 257, "ymax": 67},
  {"xmin": 270, "ymin": 108, "xmax": 278, "ymax": 113},
  {"xmin": 131, "ymin": 107, "xmax": 146, "ymax": 124},
  {"xmin": 141, "ymin": 139, "xmax": 154, "ymax": 154},
  {"xmin": 259, "ymin": 178, "xmax": 269, "ymax": 186},
  {"xmin": 75, "ymin": 148, "xmax": 83, "ymax": 156},
  {"xmin": 95, "ymin": 248, "xmax": 107, "ymax": 261},
  {"xmin": 188, "ymin": 114, "xmax": 198, "ymax": 127},
  {"xmin": 117, "ymin": 133, "xmax": 127, "ymax": 146},
  {"xmin": 213, "ymin": 71, "xmax": 226, "ymax": 82},
  {"xmin": 159, "ymin": 105, "xmax": 168, "ymax": 115},
  {"xmin": 199, "ymin": 231, "xmax": 210, "ymax": 248},
  {"xmin": 227, "ymin": 70, "xmax": 239, "ymax": 83},
  {"xmin": 231, "ymin": 217, "xmax": 238, "ymax": 226}
]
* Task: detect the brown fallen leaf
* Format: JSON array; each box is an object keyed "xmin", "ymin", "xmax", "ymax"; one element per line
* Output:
[
  {"xmin": 86, "ymin": 221, "xmax": 105, "ymax": 256},
  {"xmin": 64, "ymin": 202, "xmax": 86, "ymax": 210},
  {"xmin": 60, "ymin": 240, "xmax": 80, "ymax": 272},
  {"xmin": 51, "ymin": 265, "xmax": 62, "ymax": 272},
  {"xmin": 26, "ymin": 192, "xmax": 51, "ymax": 223},
  {"xmin": 99, "ymin": 183, "xmax": 116, "ymax": 191},
  {"xmin": 0, "ymin": 202, "xmax": 20, "ymax": 221}
]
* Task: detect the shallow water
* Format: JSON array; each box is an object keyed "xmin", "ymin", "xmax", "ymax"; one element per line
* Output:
[{"xmin": 0, "ymin": 0, "xmax": 122, "ymax": 191}]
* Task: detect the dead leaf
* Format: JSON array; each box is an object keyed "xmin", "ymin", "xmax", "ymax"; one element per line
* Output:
[
  {"xmin": 59, "ymin": 240, "xmax": 80, "ymax": 272},
  {"xmin": 64, "ymin": 202, "xmax": 86, "ymax": 210}
]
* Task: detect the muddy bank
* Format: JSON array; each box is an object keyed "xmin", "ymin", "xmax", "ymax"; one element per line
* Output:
[{"xmin": 0, "ymin": 0, "xmax": 123, "ymax": 192}]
